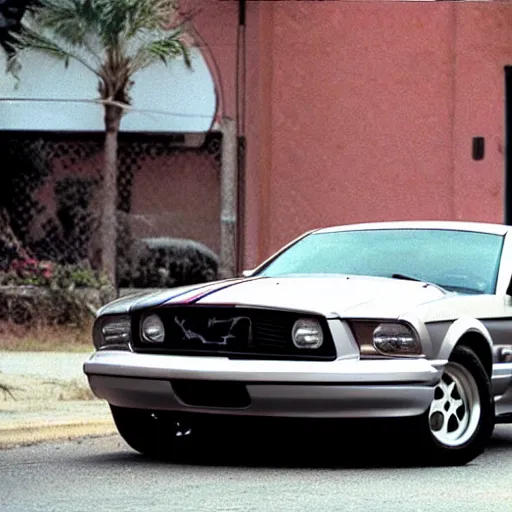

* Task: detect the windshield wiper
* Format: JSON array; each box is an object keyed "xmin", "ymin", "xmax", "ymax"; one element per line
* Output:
[
  {"xmin": 391, "ymin": 273, "xmax": 482, "ymax": 294},
  {"xmin": 436, "ymin": 283, "xmax": 484, "ymax": 295},
  {"xmin": 390, "ymin": 273, "xmax": 449, "ymax": 292},
  {"xmin": 391, "ymin": 273, "xmax": 422, "ymax": 282}
]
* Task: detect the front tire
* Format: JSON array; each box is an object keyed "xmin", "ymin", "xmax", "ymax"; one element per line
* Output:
[
  {"xmin": 110, "ymin": 405, "xmax": 180, "ymax": 459},
  {"xmin": 416, "ymin": 344, "xmax": 493, "ymax": 466}
]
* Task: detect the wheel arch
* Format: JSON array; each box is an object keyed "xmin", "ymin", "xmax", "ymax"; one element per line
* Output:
[
  {"xmin": 454, "ymin": 332, "xmax": 493, "ymax": 378},
  {"xmin": 437, "ymin": 317, "xmax": 493, "ymax": 377}
]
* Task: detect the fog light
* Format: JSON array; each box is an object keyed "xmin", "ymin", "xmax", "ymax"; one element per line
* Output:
[
  {"xmin": 141, "ymin": 314, "xmax": 165, "ymax": 343},
  {"xmin": 292, "ymin": 318, "xmax": 323, "ymax": 349},
  {"xmin": 373, "ymin": 323, "xmax": 421, "ymax": 355}
]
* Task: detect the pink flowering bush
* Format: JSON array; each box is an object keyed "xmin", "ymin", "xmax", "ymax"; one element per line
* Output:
[
  {"xmin": 8, "ymin": 258, "xmax": 54, "ymax": 284},
  {"xmin": 0, "ymin": 258, "xmax": 107, "ymax": 289},
  {"xmin": 0, "ymin": 258, "xmax": 113, "ymax": 325}
]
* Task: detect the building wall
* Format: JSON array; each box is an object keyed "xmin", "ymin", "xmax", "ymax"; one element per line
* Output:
[
  {"xmin": 453, "ymin": 4, "xmax": 512, "ymax": 223},
  {"xmin": 129, "ymin": 143, "xmax": 221, "ymax": 254},
  {"xmin": 242, "ymin": 1, "xmax": 512, "ymax": 267},
  {"xmin": 8, "ymin": 0, "xmax": 510, "ymax": 271}
]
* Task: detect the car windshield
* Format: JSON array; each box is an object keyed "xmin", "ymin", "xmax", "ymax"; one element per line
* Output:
[{"xmin": 256, "ymin": 228, "xmax": 504, "ymax": 294}]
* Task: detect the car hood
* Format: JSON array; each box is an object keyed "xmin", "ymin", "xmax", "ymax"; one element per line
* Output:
[
  {"xmin": 98, "ymin": 275, "xmax": 450, "ymax": 320},
  {"xmin": 184, "ymin": 275, "xmax": 449, "ymax": 319},
  {"xmin": 96, "ymin": 278, "xmax": 244, "ymax": 316}
]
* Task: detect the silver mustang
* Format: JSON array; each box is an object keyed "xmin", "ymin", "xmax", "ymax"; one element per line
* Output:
[{"xmin": 84, "ymin": 221, "xmax": 512, "ymax": 465}]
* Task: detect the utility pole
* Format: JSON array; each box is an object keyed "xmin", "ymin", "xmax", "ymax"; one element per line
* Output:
[
  {"xmin": 219, "ymin": 116, "xmax": 237, "ymax": 278},
  {"xmin": 236, "ymin": 0, "xmax": 247, "ymax": 273}
]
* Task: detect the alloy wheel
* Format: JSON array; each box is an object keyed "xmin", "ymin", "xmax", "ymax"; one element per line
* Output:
[{"xmin": 428, "ymin": 361, "xmax": 481, "ymax": 447}]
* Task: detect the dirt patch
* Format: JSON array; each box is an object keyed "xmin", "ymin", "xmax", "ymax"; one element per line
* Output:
[
  {"xmin": 0, "ymin": 373, "xmax": 116, "ymax": 449},
  {"xmin": 0, "ymin": 374, "xmax": 96, "ymax": 406},
  {"xmin": 0, "ymin": 352, "xmax": 116, "ymax": 449}
]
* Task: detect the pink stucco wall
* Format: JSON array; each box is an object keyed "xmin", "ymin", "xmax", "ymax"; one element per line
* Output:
[
  {"xmin": 193, "ymin": 1, "xmax": 512, "ymax": 268},
  {"xmin": 130, "ymin": 150, "xmax": 221, "ymax": 253},
  {"xmin": 250, "ymin": 2, "xmax": 512, "ymax": 264},
  {"xmin": 190, "ymin": 0, "xmax": 261, "ymax": 269},
  {"xmin": 452, "ymin": 4, "xmax": 512, "ymax": 223}
]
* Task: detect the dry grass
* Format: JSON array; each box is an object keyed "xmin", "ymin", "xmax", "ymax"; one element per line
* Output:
[
  {"xmin": 58, "ymin": 379, "xmax": 96, "ymax": 401},
  {"xmin": 0, "ymin": 381, "xmax": 15, "ymax": 399},
  {"xmin": 0, "ymin": 375, "xmax": 97, "ymax": 402},
  {"xmin": 0, "ymin": 320, "xmax": 93, "ymax": 352}
]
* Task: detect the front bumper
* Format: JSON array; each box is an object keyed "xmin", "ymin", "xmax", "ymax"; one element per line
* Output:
[{"xmin": 84, "ymin": 351, "xmax": 445, "ymax": 419}]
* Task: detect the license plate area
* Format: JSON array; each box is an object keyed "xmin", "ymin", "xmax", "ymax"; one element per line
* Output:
[{"xmin": 171, "ymin": 380, "xmax": 251, "ymax": 409}]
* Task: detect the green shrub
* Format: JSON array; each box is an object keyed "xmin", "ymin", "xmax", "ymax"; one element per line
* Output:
[
  {"xmin": 118, "ymin": 236, "xmax": 219, "ymax": 288},
  {"xmin": 0, "ymin": 286, "xmax": 114, "ymax": 326},
  {"xmin": 0, "ymin": 259, "xmax": 114, "ymax": 325}
]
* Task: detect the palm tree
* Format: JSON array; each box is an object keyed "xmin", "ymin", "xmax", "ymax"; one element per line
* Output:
[{"xmin": 9, "ymin": 0, "xmax": 192, "ymax": 287}]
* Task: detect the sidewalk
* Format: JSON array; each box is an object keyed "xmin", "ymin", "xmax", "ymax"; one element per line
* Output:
[{"xmin": 0, "ymin": 352, "xmax": 117, "ymax": 449}]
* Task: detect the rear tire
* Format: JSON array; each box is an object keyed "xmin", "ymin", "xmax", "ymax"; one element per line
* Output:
[{"xmin": 415, "ymin": 344, "xmax": 492, "ymax": 466}]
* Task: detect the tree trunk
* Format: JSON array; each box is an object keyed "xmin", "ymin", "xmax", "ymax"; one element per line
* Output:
[{"xmin": 101, "ymin": 104, "xmax": 123, "ymax": 288}]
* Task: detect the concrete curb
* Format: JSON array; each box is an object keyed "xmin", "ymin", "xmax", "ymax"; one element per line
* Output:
[
  {"xmin": 0, "ymin": 398, "xmax": 118, "ymax": 449},
  {"xmin": 0, "ymin": 351, "xmax": 120, "ymax": 449},
  {"xmin": 0, "ymin": 417, "xmax": 117, "ymax": 449}
]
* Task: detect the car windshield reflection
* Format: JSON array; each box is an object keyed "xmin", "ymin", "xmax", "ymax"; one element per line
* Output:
[{"xmin": 257, "ymin": 228, "xmax": 504, "ymax": 295}]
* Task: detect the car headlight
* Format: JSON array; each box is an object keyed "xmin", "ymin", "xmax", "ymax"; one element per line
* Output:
[
  {"xmin": 141, "ymin": 313, "xmax": 165, "ymax": 343},
  {"xmin": 373, "ymin": 322, "xmax": 421, "ymax": 356},
  {"xmin": 93, "ymin": 315, "xmax": 131, "ymax": 350},
  {"xmin": 292, "ymin": 318, "xmax": 323, "ymax": 349}
]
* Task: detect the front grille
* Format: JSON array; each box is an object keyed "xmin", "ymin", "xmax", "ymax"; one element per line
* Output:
[{"xmin": 131, "ymin": 306, "xmax": 336, "ymax": 361}]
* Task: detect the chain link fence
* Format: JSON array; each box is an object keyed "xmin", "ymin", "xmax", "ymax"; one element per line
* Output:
[{"xmin": 0, "ymin": 131, "xmax": 222, "ymax": 290}]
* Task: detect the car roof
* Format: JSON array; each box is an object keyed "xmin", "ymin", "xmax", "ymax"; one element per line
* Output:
[{"xmin": 314, "ymin": 220, "xmax": 511, "ymax": 236}]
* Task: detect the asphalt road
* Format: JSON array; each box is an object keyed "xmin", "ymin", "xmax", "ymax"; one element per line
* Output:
[{"xmin": 2, "ymin": 426, "xmax": 512, "ymax": 512}]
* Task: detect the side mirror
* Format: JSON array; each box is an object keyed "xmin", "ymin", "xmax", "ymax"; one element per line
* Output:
[{"xmin": 242, "ymin": 269, "xmax": 254, "ymax": 277}]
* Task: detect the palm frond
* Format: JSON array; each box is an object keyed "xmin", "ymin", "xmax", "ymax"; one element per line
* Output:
[
  {"xmin": 36, "ymin": 0, "xmax": 90, "ymax": 45},
  {"xmin": 89, "ymin": 0, "xmax": 179, "ymax": 44},
  {"xmin": 30, "ymin": 0, "xmax": 103, "ymax": 62},
  {"xmin": 10, "ymin": 25, "xmax": 99, "ymax": 76},
  {"xmin": 7, "ymin": 0, "xmax": 192, "ymax": 104},
  {"xmin": 6, "ymin": 54, "xmax": 22, "ymax": 88},
  {"xmin": 130, "ymin": 26, "xmax": 191, "ymax": 73}
]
